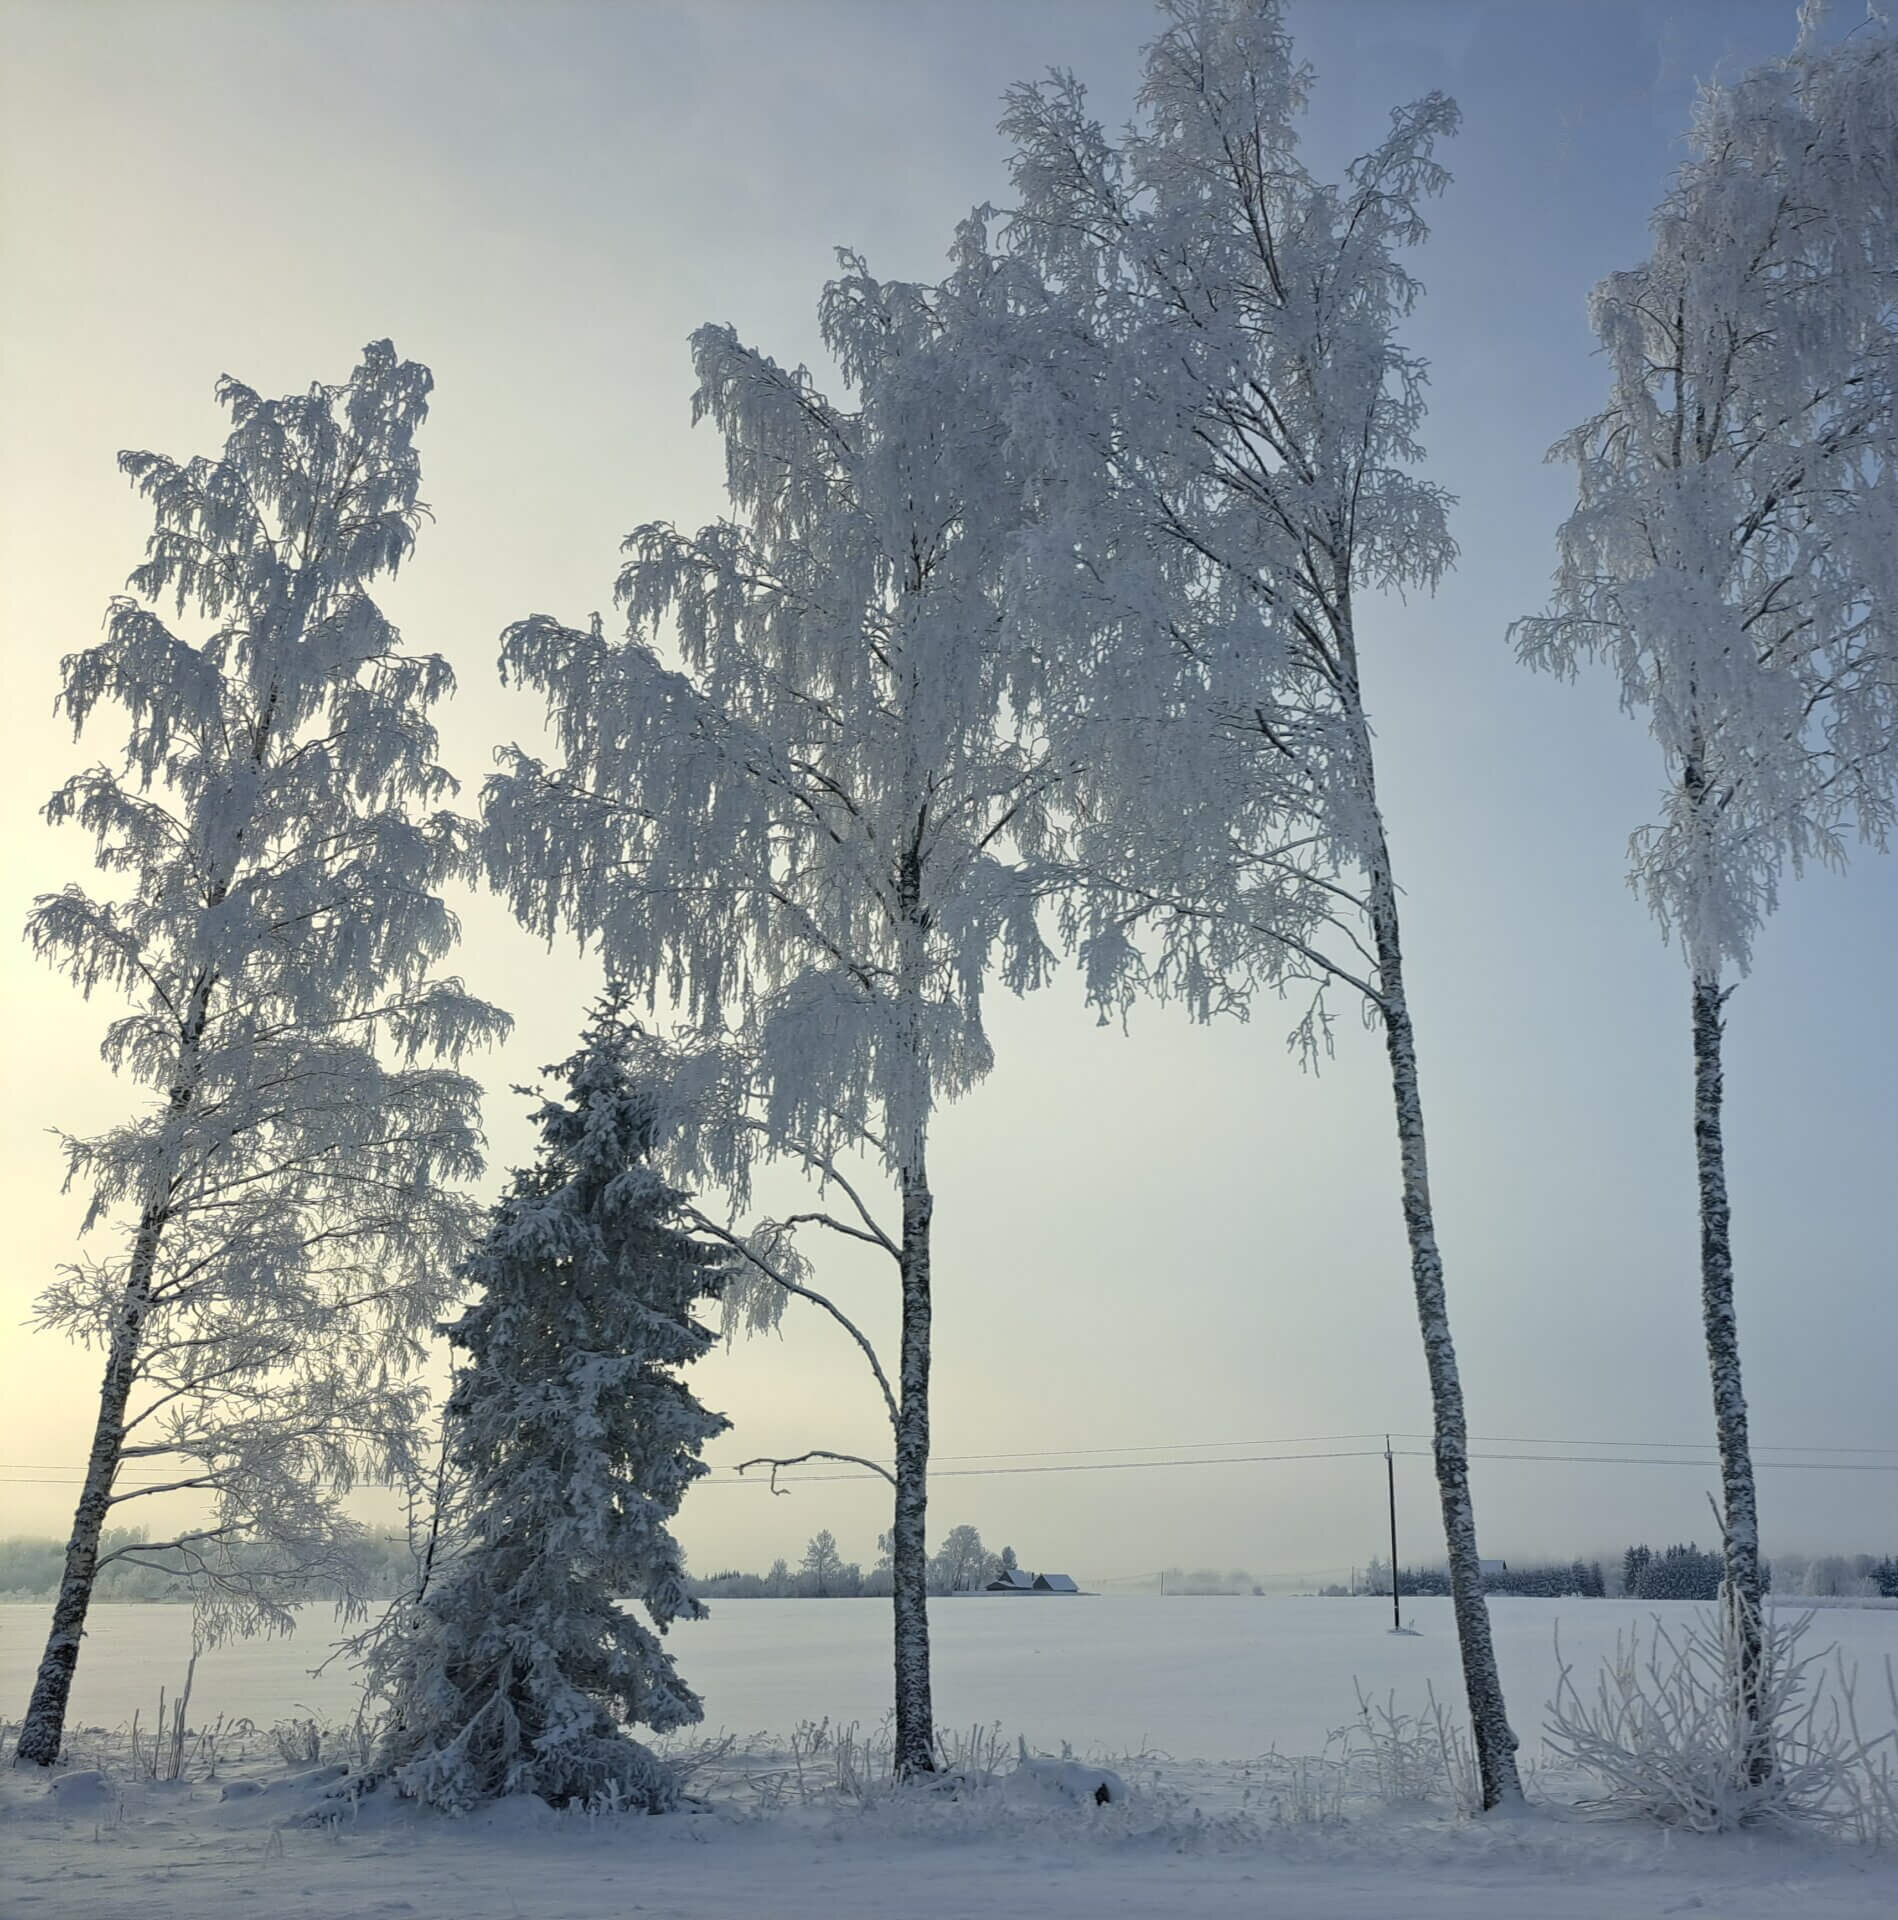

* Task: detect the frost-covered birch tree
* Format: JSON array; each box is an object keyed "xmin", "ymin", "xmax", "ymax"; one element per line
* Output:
[
  {"xmin": 372, "ymin": 990, "xmax": 730, "ymax": 1812},
  {"xmin": 14, "ymin": 343, "xmax": 508, "ymax": 1769},
  {"xmin": 988, "ymin": 0, "xmax": 1521, "ymax": 1805},
  {"xmin": 1514, "ymin": 14, "xmax": 1898, "ymax": 1783},
  {"xmin": 482, "ymin": 245, "xmax": 1064, "ymax": 1777}
]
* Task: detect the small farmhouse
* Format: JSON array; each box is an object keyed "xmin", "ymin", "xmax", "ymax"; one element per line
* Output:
[{"xmin": 983, "ymin": 1568, "xmax": 1080, "ymax": 1594}]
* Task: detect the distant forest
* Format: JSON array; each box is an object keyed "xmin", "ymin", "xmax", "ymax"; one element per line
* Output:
[
  {"xmin": 0, "ymin": 1530, "xmax": 419, "ymax": 1606},
  {"xmin": 688, "ymin": 1525, "xmax": 1015, "ymax": 1600},
  {"xmin": 1341, "ymin": 1544, "xmax": 1898, "ymax": 1602},
  {"xmin": 4, "ymin": 1530, "xmax": 1892, "ymax": 1606}
]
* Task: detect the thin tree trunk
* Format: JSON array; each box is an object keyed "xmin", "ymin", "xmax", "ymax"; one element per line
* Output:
[
  {"xmin": 1364, "ymin": 825, "xmax": 1522, "ymax": 1810},
  {"xmin": 890, "ymin": 1157, "xmax": 935, "ymax": 1777},
  {"xmin": 16, "ymin": 966, "xmax": 215, "ymax": 1769},
  {"xmin": 1329, "ymin": 587, "xmax": 1519, "ymax": 1809},
  {"xmin": 886, "ymin": 819, "xmax": 937, "ymax": 1779},
  {"xmin": 13, "ymin": 1211, "xmax": 162, "ymax": 1767},
  {"xmin": 1691, "ymin": 971, "xmax": 1769, "ymax": 1786}
]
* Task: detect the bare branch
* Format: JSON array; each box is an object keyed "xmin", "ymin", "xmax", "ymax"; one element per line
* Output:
[{"xmin": 736, "ymin": 1450, "xmax": 895, "ymax": 1492}]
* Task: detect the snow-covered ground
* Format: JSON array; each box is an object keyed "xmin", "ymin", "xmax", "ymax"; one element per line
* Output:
[
  {"xmin": 6, "ymin": 1594, "xmax": 1896, "ymax": 1759},
  {"xmin": 7, "ymin": 1767, "xmax": 1898, "ymax": 1920},
  {"xmin": 5, "ymin": 1597, "xmax": 1897, "ymax": 1918}
]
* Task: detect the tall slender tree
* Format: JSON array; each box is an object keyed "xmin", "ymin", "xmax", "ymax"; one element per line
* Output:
[
  {"xmin": 482, "ymin": 243, "xmax": 1067, "ymax": 1777},
  {"xmin": 1515, "ymin": 14, "xmax": 1898, "ymax": 1782},
  {"xmin": 14, "ymin": 343, "xmax": 508, "ymax": 1768},
  {"xmin": 986, "ymin": 0, "xmax": 1521, "ymax": 1804},
  {"xmin": 372, "ymin": 992, "xmax": 731, "ymax": 1812}
]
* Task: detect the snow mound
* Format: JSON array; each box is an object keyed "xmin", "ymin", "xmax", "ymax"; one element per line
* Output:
[
  {"xmin": 207, "ymin": 1761, "xmax": 361, "ymax": 1829},
  {"xmin": 45, "ymin": 1768, "xmax": 116, "ymax": 1814},
  {"xmin": 472, "ymin": 1792, "xmax": 561, "ymax": 1834},
  {"xmin": 1003, "ymin": 1753, "xmax": 1129, "ymax": 1809}
]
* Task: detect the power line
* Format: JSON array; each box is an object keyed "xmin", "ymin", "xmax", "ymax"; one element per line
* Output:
[
  {"xmin": 1461, "ymin": 1451, "xmax": 1898, "ymax": 1473},
  {"xmin": 13, "ymin": 1428, "xmax": 1897, "ymax": 1479},
  {"xmin": 927, "ymin": 1431, "xmax": 1390, "ymax": 1463},
  {"xmin": 694, "ymin": 1446, "xmax": 1898, "ymax": 1488},
  {"xmin": 1404, "ymin": 1433, "xmax": 1898, "ymax": 1459},
  {"xmin": 696, "ymin": 1447, "xmax": 1386, "ymax": 1487},
  {"xmin": 6, "ymin": 1430, "xmax": 1898, "ymax": 1490}
]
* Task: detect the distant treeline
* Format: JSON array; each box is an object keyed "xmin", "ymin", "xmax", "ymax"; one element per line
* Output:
[
  {"xmin": 1618, "ymin": 1544, "xmax": 1898, "ymax": 1600},
  {"xmin": 688, "ymin": 1554, "xmax": 888, "ymax": 1601},
  {"xmin": 8, "ymin": 1530, "xmax": 1892, "ymax": 1607},
  {"xmin": 686, "ymin": 1524, "xmax": 1018, "ymax": 1600},
  {"xmin": 1334, "ymin": 1543, "xmax": 1898, "ymax": 1603},
  {"xmin": 0, "ymin": 1531, "xmax": 419, "ymax": 1605},
  {"xmin": 0, "ymin": 1525, "xmax": 1005, "ymax": 1606},
  {"xmin": 1619, "ymin": 1542, "xmax": 1727, "ymax": 1600},
  {"xmin": 1363, "ymin": 1560, "xmax": 1609, "ymax": 1599}
]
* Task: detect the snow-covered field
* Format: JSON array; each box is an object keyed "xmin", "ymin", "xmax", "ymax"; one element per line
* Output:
[
  {"xmin": 5, "ymin": 1596, "xmax": 1898, "ymax": 1918},
  {"xmin": 6, "ymin": 1593, "xmax": 1897, "ymax": 1760}
]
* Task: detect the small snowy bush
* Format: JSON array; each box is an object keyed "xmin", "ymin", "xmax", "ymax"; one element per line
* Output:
[
  {"xmin": 1546, "ymin": 1603, "xmax": 1898, "ymax": 1839},
  {"xmin": 1342, "ymin": 1682, "xmax": 1480, "ymax": 1813},
  {"xmin": 1250, "ymin": 1683, "xmax": 1481, "ymax": 1824}
]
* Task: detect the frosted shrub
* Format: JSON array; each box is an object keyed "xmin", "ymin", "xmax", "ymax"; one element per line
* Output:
[
  {"xmin": 1250, "ymin": 1684, "xmax": 1481, "ymax": 1824},
  {"xmin": 1546, "ymin": 1603, "xmax": 1898, "ymax": 1839},
  {"xmin": 1252, "ymin": 1751, "xmax": 1347, "ymax": 1828},
  {"xmin": 271, "ymin": 1716, "xmax": 323, "ymax": 1766},
  {"xmin": 713, "ymin": 1716, "xmax": 1014, "ymax": 1812},
  {"xmin": 1343, "ymin": 1682, "xmax": 1479, "ymax": 1814}
]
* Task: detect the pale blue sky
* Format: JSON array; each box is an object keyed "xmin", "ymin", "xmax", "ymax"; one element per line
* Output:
[{"xmin": 1, "ymin": 1, "xmax": 1891, "ymax": 1586}]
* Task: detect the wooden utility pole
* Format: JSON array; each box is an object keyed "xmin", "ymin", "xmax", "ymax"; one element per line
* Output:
[{"xmin": 1385, "ymin": 1434, "xmax": 1402, "ymax": 1632}]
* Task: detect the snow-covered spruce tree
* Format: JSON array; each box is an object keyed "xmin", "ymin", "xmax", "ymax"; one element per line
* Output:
[
  {"xmin": 988, "ymin": 0, "xmax": 1520, "ymax": 1804},
  {"xmin": 13, "ymin": 342, "xmax": 508, "ymax": 1770},
  {"xmin": 481, "ymin": 244, "xmax": 1065, "ymax": 1778},
  {"xmin": 372, "ymin": 991, "xmax": 731, "ymax": 1812},
  {"xmin": 1515, "ymin": 14, "xmax": 1898, "ymax": 1787}
]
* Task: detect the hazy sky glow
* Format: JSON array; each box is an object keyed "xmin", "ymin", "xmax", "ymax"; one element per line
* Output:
[{"xmin": 2, "ymin": 0, "xmax": 1893, "ymax": 1592}]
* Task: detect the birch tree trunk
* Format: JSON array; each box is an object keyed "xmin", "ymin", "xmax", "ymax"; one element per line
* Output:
[
  {"xmin": 12, "ymin": 1212, "xmax": 163, "ymax": 1768},
  {"xmin": 891, "ymin": 1157, "xmax": 935, "ymax": 1777},
  {"xmin": 1364, "ymin": 847, "xmax": 1521, "ymax": 1808},
  {"xmin": 1691, "ymin": 971, "xmax": 1769, "ymax": 1786},
  {"xmin": 887, "ymin": 822, "xmax": 937, "ymax": 1779},
  {"xmin": 16, "ymin": 963, "xmax": 215, "ymax": 1767},
  {"xmin": 1330, "ymin": 618, "xmax": 1519, "ymax": 1807}
]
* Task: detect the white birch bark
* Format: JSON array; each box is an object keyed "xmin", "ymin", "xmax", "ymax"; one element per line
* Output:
[
  {"xmin": 19, "ymin": 864, "xmax": 223, "ymax": 1767},
  {"xmin": 888, "ymin": 823, "xmax": 936, "ymax": 1776},
  {"xmin": 891, "ymin": 1158, "xmax": 935, "ymax": 1777},
  {"xmin": 14, "ymin": 1211, "xmax": 160, "ymax": 1767},
  {"xmin": 1691, "ymin": 970, "xmax": 1769, "ymax": 1784},
  {"xmin": 1362, "ymin": 816, "xmax": 1521, "ymax": 1805},
  {"xmin": 1336, "ymin": 596, "xmax": 1520, "ymax": 1808}
]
